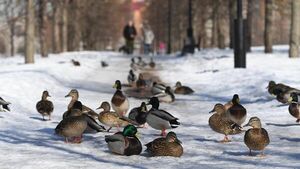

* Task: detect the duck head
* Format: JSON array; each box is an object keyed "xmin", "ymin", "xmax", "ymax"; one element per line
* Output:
[
  {"xmin": 42, "ymin": 90, "xmax": 51, "ymax": 100},
  {"xmin": 166, "ymin": 132, "xmax": 182, "ymax": 144},
  {"xmin": 288, "ymin": 92, "xmax": 299, "ymax": 103},
  {"xmin": 231, "ymin": 94, "xmax": 240, "ymax": 104},
  {"xmin": 147, "ymin": 97, "xmax": 160, "ymax": 109},
  {"xmin": 97, "ymin": 101, "xmax": 110, "ymax": 111},
  {"xmin": 129, "ymin": 69, "xmax": 134, "ymax": 75},
  {"xmin": 131, "ymin": 58, "xmax": 135, "ymax": 63},
  {"xmin": 123, "ymin": 125, "xmax": 137, "ymax": 137},
  {"xmin": 243, "ymin": 117, "xmax": 262, "ymax": 128},
  {"xmin": 113, "ymin": 80, "xmax": 122, "ymax": 90},
  {"xmin": 175, "ymin": 81, "xmax": 182, "ymax": 88},
  {"xmin": 209, "ymin": 103, "xmax": 225, "ymax": 114},
  {"xmin": 71, "ymin": 100, "xmax": 83, "ymax": 111},
  {"xmin": 137, "ymin": 56, "xmax": 142, "ymax": 62},
  {"xmin": 165, "ymin": 86, "xmax": 173, "ymax": 94},
  {"xmin": 140, "ymin": 102, "xmax": 148, "ymax": 112},
  {"xmin": 267, "ymin": 81, "xmax": 276, "ymax": 89},
  {"xmin": 65, "ymin": 89, "xmax": 79, "ymax": 99}
]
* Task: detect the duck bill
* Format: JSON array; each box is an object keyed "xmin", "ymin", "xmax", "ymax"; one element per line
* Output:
[
  {"xmin": 113, "ymin": 84, "xmax": 117, "ymax": 88},
  {"xmin": 65, "ymin": 94, "xmax": 70, "ymax": 98},
  {"xmin": 209, "ymin": 109, "xmax": 215, "ymax": 113},
  {"xmin": 96, "ymin": 106, "xmax": 103, "ymax": 110},
  {"xmin": 287, "ymin": 97, "xmax": 293, "ymax": 103}
]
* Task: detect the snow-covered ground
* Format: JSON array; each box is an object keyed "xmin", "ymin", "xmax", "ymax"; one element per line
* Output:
[{"xmin": 0, "ymin": 46, "xmax": 299, "ymax": 169}]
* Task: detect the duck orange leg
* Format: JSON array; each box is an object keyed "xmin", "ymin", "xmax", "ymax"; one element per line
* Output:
[{"xmin": 220, "ymin": 135, "xmax": 231, "ymax": 143}]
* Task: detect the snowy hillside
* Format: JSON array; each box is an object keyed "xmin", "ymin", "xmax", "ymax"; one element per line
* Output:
[{"xmin": 0, "ymin": 46, "xmax": 299, "ymax": 169}]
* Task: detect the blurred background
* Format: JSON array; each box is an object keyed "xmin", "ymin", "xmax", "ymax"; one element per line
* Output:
[{"xmin": 0, "ymin": 0, "xmax": 294, "ymax": 59}]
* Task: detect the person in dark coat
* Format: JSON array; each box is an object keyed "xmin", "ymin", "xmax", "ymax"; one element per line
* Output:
[{"xmin": 123, "ymin": 21, "xmax": 137, "ymax": 54}]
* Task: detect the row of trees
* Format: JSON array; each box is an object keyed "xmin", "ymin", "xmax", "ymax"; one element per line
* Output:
[{"xmin": 0, "ymin": 0, "xmax": 298, "ymax": 64}]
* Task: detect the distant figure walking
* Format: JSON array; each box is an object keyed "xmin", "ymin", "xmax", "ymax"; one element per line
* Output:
[
  {"xmin": 123, "ymin": 20, "xmax": 137, "ymax": 54},
  {"xmin": 141, "ymin": 22, "xmax": 154, "ymax": 55}
]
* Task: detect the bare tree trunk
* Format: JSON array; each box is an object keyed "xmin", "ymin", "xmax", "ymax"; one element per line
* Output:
[
  {"xmin": 39, "ymin": 0, "xmax": 48, "ymax": 57},
  {"xmin": 68, "ymin": 0, "xmax": 81, "ymax": 51},
  {"xmin": 25, "ymin": 0, "xmax": 35, "ymax": 64},
  {"xmin": 9, "ymin": 21, "xmax": 15, "ymax": 56},
  {"xmin": 264, "ymin": 0, "xmax": 273, "ymax": 53},
  {"xmin": 289, "ymin": 0, "xmax": 300, "ymax": 58},
  {"xmin": 211, "ymin": 0, "xmax": 218, "ymax": 47},
  {"xmin": 228, "ymin": 0, "xmax": 236, "ymax": 49},
  {"xmin": 246, "ymin": 0, "xmax": 255, "ymax": 52},
  {"xmin": 52, "ymin": 1, "xmax": 61, "ymax": 53},
  {"xmin": 217, "ymin": 0, "xmax": 226, "ymax": 49},
  {"xmin": 60, "ymin": 0, "xmax": 68, "ymax": 52}
]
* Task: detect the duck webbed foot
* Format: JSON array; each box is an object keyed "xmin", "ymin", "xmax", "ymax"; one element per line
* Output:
[{"xmin": 219, "ymin": 135, "xmax": 231, "ymax": 143}]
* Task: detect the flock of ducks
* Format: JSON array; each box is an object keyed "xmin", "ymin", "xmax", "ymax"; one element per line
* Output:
[{"xmin": 1, "ymin": 54, "xmax": 299, "ymax": 158}]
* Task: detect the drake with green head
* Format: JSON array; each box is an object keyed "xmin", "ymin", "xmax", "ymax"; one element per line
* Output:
[
  {"xmin": 0, "ymin": 97, "xmax": 11, "ymax": 112},
  {"xmin": 209, "ymin": 103, "xmax": 243, "ymax": 142},
  {"xmin": 128, "ymin": 102, "xmax": 148, "ymax": 126},
  {"xmin": 288, "ymin": 92, "xmax": 300, "ymax": 123},
  {"xmin": 145, "ymin": 131, "xmax": 183, "ymax": 157},
  {"xmin": 111, "ymin": 80, "xmax": 129, "ymax": 116},
  {"xmin": 244, "ymin": 117, "xmax": 270, "ymax": 156},
  {"xmin": 146, "ymin": 97, "xmax": 180, "ymax": 136},
  {"xmin": 36, "ymin": 91, "xmax": 54, "ymax": 121},
  {"xmin": 105, "ymin": 125, "xmax": 142, "ymax": 156},
  {"xmin": 97, "ymin": 101, "xmax": 129, "ymax": 132},
  {"xmin": 154, "ymin": 86, "xmax": 175, "ymax": 103}
]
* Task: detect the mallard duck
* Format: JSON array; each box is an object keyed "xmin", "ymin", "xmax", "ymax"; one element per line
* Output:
[
  {"xmin": 36, "ymin": 91, "xmax": 54, "ymax": 120},
  {"xmin": 130, "ymin": 58, "xmax": 139, "ymax": 70},
  {"xmin": 154, "ymin": 86, "xmax": 175, "ymax": 103},
  {"xmin": 137, "ymin": 56, "xmax": 147, "ymax": 67},
  {"xmin": 136, "ymin": 74, "xmax": 147, "ymax": 89},
  {"xmin": 288, "ymin": 92, "xmax": 300, "ymax": 123},
  {"xmin": 128, "ymin": 102, "xmax": 148, "ymax": 126},
  {"xmin": 65, "ymin": 89, "xmax": 98, "ymax": 119},
  {"xmin": 97, "ymin": 101, "xmax": 129, "ymax": 131},
  {"xmin": 111, "ymin": 80, "xmax": 129, "ymax": 116},
  {"xmin": 209, "ymin": 104, "xmax": 242, "ymax": 142},
  {"xmin": 146, "ymin": 97, "xmax": 180, "ymax": 136},
  {"xmin": 276, "ymin": 89, "xmax": 300, "ymax": 104},
  {"xmin": 71, "ymin": 59, "xmax": 80, "ymax": 66},
  {"xmin": 55, "ymin": 101, "xmax": 106, "ymax": 143},
  {"xmin": 63, "ymin": 100, "xmax": 83, "ymax": 119},
  {"xmin": 227, "ymin": 94, "xmax": 247, "ymax": 127},
  {"xmin": 127, "ymin": 69, "xmax": 136, "ymax": 86},
  {"xmin": 105, "ymin": 125, "xmax": 142, "ymax": 156},
  {"xmin": 244, "ymin": 117, "xmax": 270, "ymax": 156},
  {"xmin": 174, "ymin": 81, "xmax": 194, "ymax": 95},
  {"xmin": 151, "ymin": 82, "xmax": 166, "ymax": 95},
  {"xmin": 0, "ymin": 97, "xmax": 11, "ymax": 112},
  {"xmin": 145, "ymin": 131, "xmax": 183, "ymax": 157},
  {"xmin": 149, "ymin": 58, "xmax": 155, "ymax": 68},
  {"xmin": 101, "ymin": 61, "xmax": 109, "ymax": 68}
]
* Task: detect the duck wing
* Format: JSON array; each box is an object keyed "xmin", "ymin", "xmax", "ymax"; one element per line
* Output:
[
  {"xmin": 152, "ymin": 109, "xmax": 180, "ymax": 127},
  {"xmin": 84, "ymin": 115, "xmax": 106, "ymax": 132}
]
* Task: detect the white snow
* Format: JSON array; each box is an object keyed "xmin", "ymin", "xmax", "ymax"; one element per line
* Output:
[{"xmin": 0, "ymin": 46, "xmax": 299, "ymax": 169}]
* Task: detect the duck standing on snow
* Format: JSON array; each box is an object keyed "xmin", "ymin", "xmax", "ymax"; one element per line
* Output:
[
  {"xmin": 0, "ymin": 97, "xmax": 11, "ymax": 112},
  {"xmin": 288, "ymin": 92, "xmax": 300, "ymax": 123},
  {"xmin": 111, "ymin": 80, "xmax": 129, "ymax": 116},
  {"xmin": 137, "ymin": 56, "xmax": 147, "ymax": 67},
  {"xmin": 101, "ymin": 61, "xmax": 109, "ymax": 68},
  {"xmin": 71, "ymin": 59, "xmax": 80, "ymax": 66},
  {"xmin": 65, "ymin": 89, "xmax": 98, "ymax": 119},
  {"xmin": 227, "ymin": 94, "xmax": 247, "ymax": 128},
  {"xmin": 105, "ymin": 125, "xmax": 142, "ymax": 156},
  {"xmin": 36, "ymin": 91, "xmax": 54, "ymax": 120},
  {"xmin": 174, "ymin": 81, "xmax": 194, "ymax": 95},
  {"xmin": 243, "ymin": 117, "xmax": 270, "ymax": 156},
  {"xmin": 146, "ymin": 97, "xmax": 180, "ymax": 136},
  {"xmin": 145, "ymin": 131, "xmax": 183, "ymax": 157},
  {"xmin": 154, "ymin": 86, "xmax": 175, "ymax": 103},
  {"xmin": 149, "ymin": 58, "xmax": 155, "ymax": 68},
  {"xmin": 128, "ymin": 102, "xmax": 148, "ymax": 127},
  {"xmin": 151, "ymin": 82, "xmax": 166, "ymax": 95},
  {"xmin": 97, "ymin": 101, "xmax": 129, "ymax": 132},
  {"xmin": 209, "ymin": 104, "xmax": 242, "ymax": 142},
  {"xmin": 127, "ymin": 69, "xmax": 136, "ymax": 86},
  {"xmin": 55, "ymin": 101, "xmax": 106, "ymax": 143}
]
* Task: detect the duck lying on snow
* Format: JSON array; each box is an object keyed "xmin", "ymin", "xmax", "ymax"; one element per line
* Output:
[
  {"xmin": 174, "ymin": 81, "xmax": 194, "ymax": 95},
  {"xmin": 105, "ymin": 125, "xmax": 142, "ymax": 156},
  {"xmin": 154, "ymin": 86, "xmax": 175, "ymax": 103}
]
